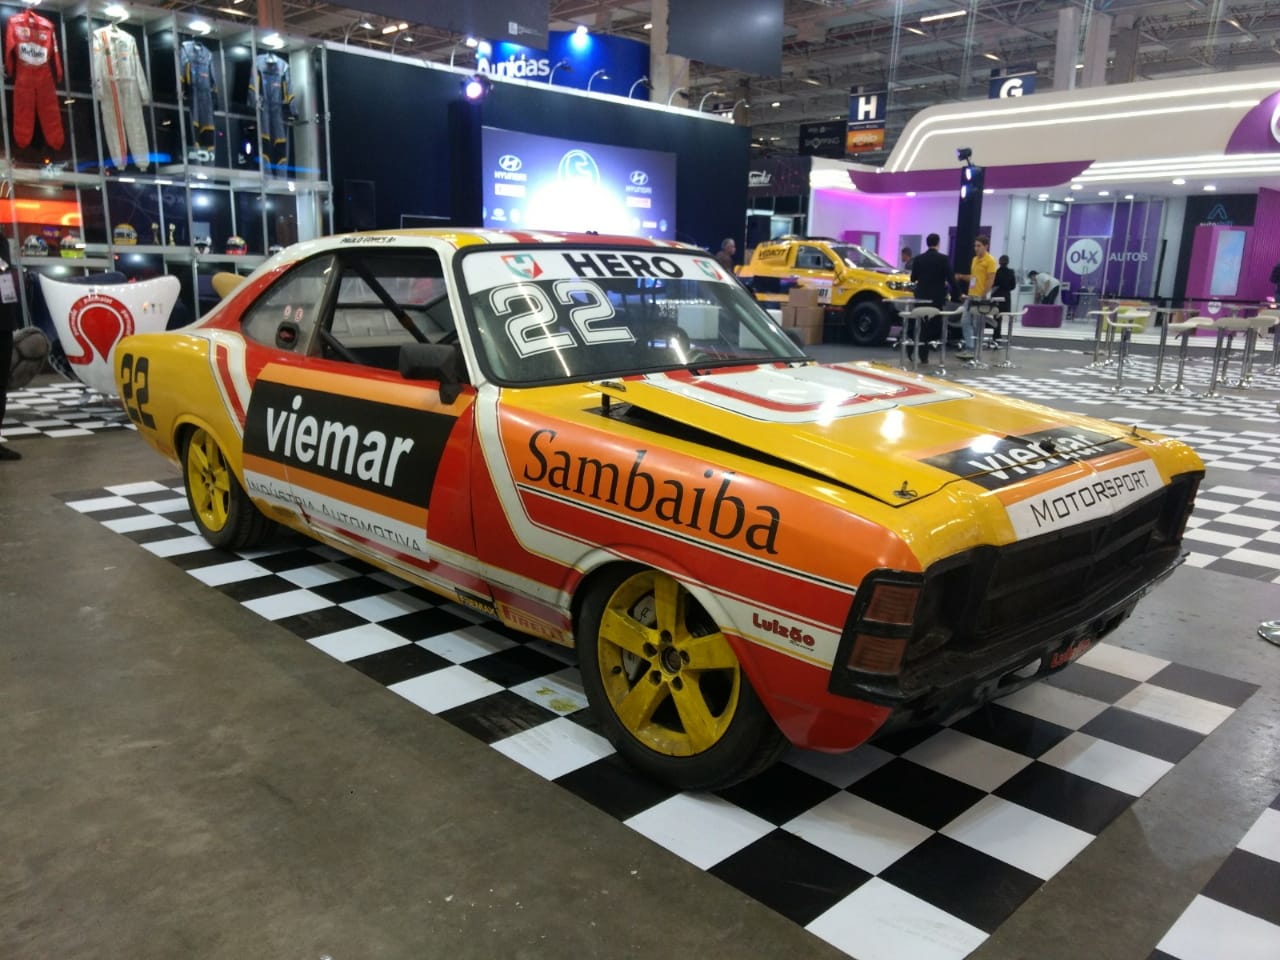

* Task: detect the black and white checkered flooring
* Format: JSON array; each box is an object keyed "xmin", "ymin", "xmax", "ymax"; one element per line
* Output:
[
  {"xmin": 59, "ymin": 479, "xmax": 1266, "ymax": 960},
  {"xmin": 2, "ymin": 383, "xmax": 131, "ymax": 439},
  {"xmin": 1151, "ymin": 790, "xmax": 1280, "ymax": 960}
]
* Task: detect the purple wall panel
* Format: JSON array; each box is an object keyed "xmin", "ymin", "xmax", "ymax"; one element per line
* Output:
[
  {"xmin": 1244, "ymin": 188, "xmax": 1280, "ymax": 303},
  {"xmin": 1054, "ymin": 200, "xmax": 1163, "ymax": 297}
]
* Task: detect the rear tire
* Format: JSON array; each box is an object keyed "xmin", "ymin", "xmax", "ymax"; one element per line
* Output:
[
  {"xmin": 576, "ymin": 565, "xmax": 788, "ymax": 791},
  {"xmin": 847, "ymin": 300, "xmax": 891, "ymax": 346},
  {"xmin": 182, "ymin": 427, "xmax": 275, "ymax": 551}
]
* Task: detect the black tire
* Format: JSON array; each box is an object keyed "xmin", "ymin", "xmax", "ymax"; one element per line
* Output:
[
  {"xmin": 847, "ymin": 299, "xmax": 891, "ymax": 346},
  {"xmin": 576, "ymin": 565, "xmax": 788, "ymax": 791},
  {"xmin": 182, "ymin": 426, "xmax": 275, "ymax": 551}
]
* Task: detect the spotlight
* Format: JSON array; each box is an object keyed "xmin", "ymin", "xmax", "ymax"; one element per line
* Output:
[
  {"xmin": 956, "ymin": 147, "xmax": 973, "ymax": 163},
  {"xmin": 462, "ymin": 74, "xmax": 492, "ymax": 101},
  {"xmin": 549, "ymin": 59, "xmax": 571, "ymax": 85}
]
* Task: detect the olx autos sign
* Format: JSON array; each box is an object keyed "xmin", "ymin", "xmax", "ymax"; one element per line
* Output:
[{"xmin": 1064, "ymin": 237, "xmax": 1105, "ymax": 276}]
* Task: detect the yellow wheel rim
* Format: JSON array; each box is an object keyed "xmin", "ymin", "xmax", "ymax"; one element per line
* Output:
[
  {"xmin": 596, "ymin": 570, "xmax": 741, "ymax": 757},
  {"xmin": 186, "ymin": 428, "xmax": 232, "ymax": 533}
]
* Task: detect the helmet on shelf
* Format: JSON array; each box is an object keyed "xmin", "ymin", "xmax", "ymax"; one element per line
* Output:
[
  {"xmin": 193, "ymin": 237, "xmax": 212, "ymax": 256},
  {"xmin": 113, "ymin": 223, "xmax": 138, "ymax": 246},
  {"xmin": 60, "ymin": 234, "xmax": 85, "ymax": 258},
  {"xmin": 225, "ymin": 235, "xmax": 248, "ymax": 255},
  {"xmin": 267, "ymin": 244, "xmax": 284, "ymax": 256},
  {"xmin": 22, "ymin": 235, "xmax": 49, "ymax": 257}
]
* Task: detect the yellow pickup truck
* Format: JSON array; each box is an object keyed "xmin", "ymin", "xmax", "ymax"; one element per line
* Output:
[{"xmin": 737, "ymin": 235, "xmax": 916, "ymax": 345}]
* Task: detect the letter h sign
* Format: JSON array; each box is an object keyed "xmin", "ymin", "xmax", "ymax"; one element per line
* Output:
[{"xmin": 849, "ymin": 90, "xmax": 885, "ymax": 124}]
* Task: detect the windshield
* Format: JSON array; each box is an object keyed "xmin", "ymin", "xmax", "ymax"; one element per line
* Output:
[
  {"xmin": 459, "ymin": 247, "xmax": 807, "ymax": 385},
  {"xmin": 830, "ymin": 244, "xmax": 896, "ymax": 272}
]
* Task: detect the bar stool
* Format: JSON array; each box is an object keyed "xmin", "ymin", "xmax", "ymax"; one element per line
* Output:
[
  {"xmin": 900, "ymin": 306, "xmax": 939, "ymax": 371},
  {"xmin": 1198, "ymin": 321, "xmax": 1233, "ymax": 399},
  {"xmin": 1086, "ymin": 303, "xmax": 1119, "ymax": 367},
  {"xmin": 994, "ymin": 308, "xmax": 1023, "ymax": 368},
  {"xmin": 1166, "ymin": 316, "xmax": 1205, "ymax": 394},
  {"xmin": 1215, "ymin": 313, "xmax": 1275, "ymax": 388},
  {"xmin": 965, "ymin": 299, "xmax": 999, "ymax": 369},
  {"xmin": 1103, "ymin": 308, "xmax": 1148, "ymax": 393},
  {"xmin": 932, "ymin": 305, "xmax": 965, "ymax": 375},
  {"xmin": 1250, "ymin": 309, "xmax": 1279, "ymax": 377},
  {"xmin": 1147, "ymin": 306, "xmax": 1183, "ymax": 394}
]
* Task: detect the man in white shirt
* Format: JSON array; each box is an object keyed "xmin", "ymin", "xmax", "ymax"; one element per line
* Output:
[{"xmin": 1028, "ymin": 270, "xmax": 1060, "ymax": 305}]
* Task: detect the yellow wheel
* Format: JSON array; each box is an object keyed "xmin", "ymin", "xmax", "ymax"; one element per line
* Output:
[
  {"xmin": 577, "ymin": 566, "xmax": 787, "ymax": 790},
  {"xmin": 182, "ymin": 427, "xmax": 274, "ymax": 550}
]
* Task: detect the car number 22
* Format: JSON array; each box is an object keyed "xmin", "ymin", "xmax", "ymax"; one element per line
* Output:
[
  {"xmin": 118, "ymin": 352, "xmax": 156, "ymax": 429},
  {"xmin": 489, "ymin": 280, "xmax": 635, "ymax": 357}
]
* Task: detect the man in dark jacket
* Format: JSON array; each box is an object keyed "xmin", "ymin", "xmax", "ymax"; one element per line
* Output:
[
  {"xmin": 0, "ymin": 231, "xmax": 22, "ymax": 460},
  {"xmin": 908, "ymin": 233, "xmax": 956, "ymax": 363}
]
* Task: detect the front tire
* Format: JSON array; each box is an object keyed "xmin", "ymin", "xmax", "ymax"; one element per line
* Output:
[
  {"xmin": 847, "ymin": 299, "xmax": 891, "ymax": 346},
  {"xmin": 182, "ymin": 427, "xmax": 275, "ymax": 550},
  {"xmin": 577, "ymin": 566, "xmax": 788, "ymax": 790}
]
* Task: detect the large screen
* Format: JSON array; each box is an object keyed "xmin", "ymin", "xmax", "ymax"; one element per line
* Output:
[{"xmin": 481, "ymin": 126, "xmax": 677, "ymax": 239}]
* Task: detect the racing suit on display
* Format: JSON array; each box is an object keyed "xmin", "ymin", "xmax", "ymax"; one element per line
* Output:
[
  {"xmin": 251, "ymin": 52, "xmax": 293, "ymax": 169},
  {"xmin": 180, "ymin": 40, "xmax": 217, "ymax": 153},
  {"xmin": 91, "ymin": 24, "xmax": 151, "ymax": 171},
  {"xmin": 4, "ymin": 10, "xmax": 64, "ymax": 151}
]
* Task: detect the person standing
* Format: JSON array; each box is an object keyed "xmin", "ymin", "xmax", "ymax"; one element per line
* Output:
[
  {"xmin": 956, "ymin": 234, "xmax": 997, "ymax": 359},
  {"xmin": 900, "ymin": 246, "xmax": 913, "ymax": 271},
  {"xmin": 908, "ymin": 233, "xmax": 955, "ymax": 364},
  {"xmin": 0, "ymin": 231, "xmax": 22, "ymax": 460},
  {"xmin": 715, "ymin": 237, "xmax": 736, "ymax": 273},
  {"xmin": 991, "ymin": 254, "xmax": 1017, "ymax": 342}
]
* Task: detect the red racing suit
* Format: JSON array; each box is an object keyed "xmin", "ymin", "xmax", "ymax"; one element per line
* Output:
[{"xmin": 4, "ymin": 10, "xmax": 64, "ymax": 151}]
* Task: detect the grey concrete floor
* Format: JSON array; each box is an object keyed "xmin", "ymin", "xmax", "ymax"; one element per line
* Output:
[{"xmin": 1, "ymin": 336, "xmax": 1277, "ymax": 960}]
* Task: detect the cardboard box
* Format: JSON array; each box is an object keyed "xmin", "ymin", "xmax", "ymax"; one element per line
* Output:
[
  {"xmin": 787, "ymin": 286, "xmax": 820, "ymax": 307},
  {"xmin": 792, "ymin": 305, "xmax": 824, "ymax": 328},
  {"xmin": 793, "ymin": 324, "xmax": 822, "ymax": 345}
]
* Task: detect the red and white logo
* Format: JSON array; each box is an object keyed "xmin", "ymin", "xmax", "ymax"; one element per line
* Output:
[{"xmin": 65, "ymin": 293, "xmax": 135, "ymax": 366}]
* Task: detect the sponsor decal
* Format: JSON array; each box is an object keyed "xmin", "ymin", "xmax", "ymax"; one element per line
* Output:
[
  {"xmin": 499, "ymin": 604, "xmax": 561, "ymax": 640},
  {"xmin": 521, "ymin": 429, "xmax": 781, "ymax": 555},
  {"xmin": 498, "ymin": 154, "xmax": 522, "ymax": 172},
  {"xmin": 1065, "ymin": 238, "xmax": 1105, "ymax": 276},
  {"xmin": 243, "ymin": 381, "xmax": 456, "ymax": 504},
  {"xmin": 494, "ymin": 183, "xmax": 526, "ymax": 198},
  {"xmin": 1109, "ymin": 251, "xmax": 1149, "ymax": 263},
  {"xmin": 626, "ymin": 196, "xmax": 652, "ymax": 208},
  {"xmin": 925, "ymin": 427, "xmax": 1121, "ymax": 490},
  {"xmin": 629, "ymin": 170, "xmax": 649, "ymax": 186},
  {"xmin": 561, "ymin": 251, "xmax": 684, "ymax": 279},
  {"xmin": 502, "ymin": 253, "xmax": 542, "ymax": 279},
  {"xmin": 340, "ymin": 236, "xmax": 396, "ymax": 244},
  {"xmin": 558, "ymin": 149, "xmax": 600, "ymax": 184},
  {"xmin": 693, "ymin": 259, "xmax": 723, "ymax": 280},
  {"xmin": 456, "ymin": 590, "xmax": 499, "ymax": 617},
  {"xmin": 752, "ymin": 612, "xmax": 815, "ymax": 649},
  {"xmin": 747, "ymin": 170, "xmax": 772, "ymax": 188},
  {"xmin": 66, "ymin": 292, "xmax": 134, "ymax": 365},
  {"xmin": 478, "ymin": 54, "xmax": 551, "ymax": 79},
  {"xmin": 1006, "ymin": 462, "xmax": 1161, "ymax": 539}
]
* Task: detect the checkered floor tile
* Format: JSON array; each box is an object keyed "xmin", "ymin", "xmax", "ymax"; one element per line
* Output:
[
  {"xmin": 58, "ymin": 480, "xmax": 1260, "ymax": 960},
  {"xmin": 3, "ymin": 382, "xmax": 132, "ymax": 438},
  {"xmin": 1181, "ymin": 485, "xmax": 1280, "ymax": 583},
  {"xmin": 1151, "ymin": 791, "xmax": 1280, "ymax": 960}
]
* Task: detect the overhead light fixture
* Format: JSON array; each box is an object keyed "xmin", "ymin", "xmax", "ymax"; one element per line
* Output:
[
  {"xmin": 464, "ymin": 35, "xmax": 478, "ymax": 47},
  {"xmin": 905, "ymin": 26, "xmax": 927, "ymax": 36},
  {"xmin": 1064, "ymin": 196, "xmax": 1075, "ymax": 202},
  {"xmin": 1124, "ymin": 193, "xmax": 1135, "ymax": 200},
  {"xmin": 920, "ymin": 9, "xmax": 966, "ymax": 23},
  {"xmin": 643, "ymin": 22, "xmax": 652, "ymax": 31},
  {"xmin": 627, "ymin": 76, "xmax": 650, "ymax": 98},
  {"xmin": 983, "ymin": 188, "xmax": 994, "ymax": 194},
  {"xmin": 189, "ymin": 19, "xmax": 211, "ymax": 34},
  {"xmin": 1036, "ymin": 193, "xmax": 1050, "ymax": 201},
  {"xmin": 1172, "ymin": 177, "xmax": 1186, "ymax": 185},
  {"xmin": 575, "ymin": 24, "xmax": 588, "ymax": 36},
  {"xmin": 1070, "ymin": 182, "xmax": 1084, "ymax": 190},
  {"xmin": 103, "ymin": 3, "xmax": 128, "ymax": 19},
  {"xmin": 549, "ymin": 59, "xmax": 572, "ymax": 85},
  {"xmin": 462, "ymin": 74, "xmax": 492, "ymax": 101},
  {"xmin": 800, "ymin": 77, "xmax": 822, "ymax": 87},
  {"xmin": 216, "ymin": 6, "xmax": 251, "ymax": 16},
  {"xmin": 587, "ymin": 68, "xmax": 609, "ymax": 92},
  {"xmin": 770, "ymin": 100, "xmax": 781, "ymax": 107},
  {"xmin": 381, "ymin": 21, "xmax": 408, "ymax": 35},
  {"xmin": 1098, "ymin": 190, "xmax": 1110, "ymax": 196},
  {"xmin": 263, "ymin": 32, "xmax": 284, "ymax": 49},
  {"xmin": 982, "ymin": 52, "xmax": 1001, "ymax": 61},
  {"xmin": 1203, "ymin": 184, "xmax": 1217, "ymax": 191},
  {"xmin": 906, "ymin": 191, "xmax": 917, "ymax": 197}
]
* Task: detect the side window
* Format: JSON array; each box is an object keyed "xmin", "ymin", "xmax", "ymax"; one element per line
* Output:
[
  {"xmin": 795, "ymin": 246, "xmax": 833, "ymax": 271},
  {"xmin": 241, "ymin": 255, "xmax": 335, "ymax": 350}
]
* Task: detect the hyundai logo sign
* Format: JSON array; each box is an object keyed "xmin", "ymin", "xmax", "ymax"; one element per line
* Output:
[
  {"xmin": 498, "ymin": 154, "xmax": 523, "ymax": 172},
  {"xmin": 629, "ymin": 170, "xmax": 649, "ymax": 186}
]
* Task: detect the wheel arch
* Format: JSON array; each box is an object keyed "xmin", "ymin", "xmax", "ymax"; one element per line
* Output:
[{"xmin": 173, "ymin": 415, "xmax": 247, "ymax": 482}]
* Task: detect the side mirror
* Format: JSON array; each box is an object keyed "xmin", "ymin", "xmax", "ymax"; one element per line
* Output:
[{"xmin": 399, "ymin": 342, "xmax": 465, "ymax": 404}]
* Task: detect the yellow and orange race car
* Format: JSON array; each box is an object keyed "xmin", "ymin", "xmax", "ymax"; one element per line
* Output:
[{"xmin": 114, "ymin": 229, "xmax": 1204, "ymax": 790}]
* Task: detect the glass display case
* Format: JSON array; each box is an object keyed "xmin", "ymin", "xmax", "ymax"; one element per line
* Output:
[{"xmin": 0, "ymin": 0, "xmax": 333, "ymax": 327}]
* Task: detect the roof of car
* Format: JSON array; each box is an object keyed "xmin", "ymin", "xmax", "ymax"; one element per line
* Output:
[{"xmin": 334, "ymin": 229, "xmax": 697, "ymax": 251}]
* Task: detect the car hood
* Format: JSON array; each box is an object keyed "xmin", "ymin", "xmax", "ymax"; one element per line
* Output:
[{"xmin": 590, "ymin": 361, "xmax": 1142, "ymax": 506}]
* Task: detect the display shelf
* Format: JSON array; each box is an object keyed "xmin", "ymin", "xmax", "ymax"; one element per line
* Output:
[
  {"xmin": 17, "ymin": 256, "xmax": 113, "ymax": 270},
  {"xmin": 5, "ymin": 167, "xmax": 103, "ymax": 187}
]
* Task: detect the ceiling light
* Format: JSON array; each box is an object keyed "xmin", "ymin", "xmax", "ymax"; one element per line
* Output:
[
  {"xmin": 982, "ymin": 53, "xmax": 1001, "ymax": 61},
  {"xmin": 464, "ymin": 35, "xmax": 478, "ymax": 47},
  {"xmin": 103, "ymin": 3, "xmax": 128, "ymax": 18},
  {"xmin": 263, "ymin": 32, "xmax": 284, "ymax": 49},
  {"xmin": 1124, "ymin": 194, "xmax": 1134, "ymax": 200},
  {"xmin": 905, "ymin": 26, "xmax": 927, "ymax": 36},
  {"xmin": 1098, "ymin": 190, "xmax": 1109, "ymax": 196},
  {"xmin": 906, "ymin": 191, "xmax": 916, "ymax": 197},
  {"xmin": 381, "ymin": 21, "xmax": 407, "ymax": 35},
  {"xmin": 215, "ymin": 6, "xmax": 251, "ymax": 16},
  {"xmin": 1036, "ymin": 193, "xmax": 1049, "ymax": 201},
  {"xmin": 983, "ymin": 188, "xmax": 994, "ymax": 194},
  {"xmin": 1172, "ymin": 177, "xmax": 1186, "ymax": 185},
  {"xmin": 800, "ymin": 77, "xmax": 823, "ymax": 87},
  {"xmin": 1070, "ymin": 182, "xmax": 1083, "ymax": 190},
  {"xmin": 1203, "ymin": 184, "xmax": 1217, "ymax": 191},
  {"xmin": 189, "ymin": 19, "xmax": 211, "ymax": 34},
  {"xmin": 643, "ymin": 22, "xmax": 652, "ymax": 31},
  {"xmin": 771, "ymin": 100, "xmax": 781, "ymax": 107},
  {"xmin": 920, "ymin": 9, "xmax": 966, "ymax": 23},
  {"xmin": 575, "ymin": 24, "xmax": 588, "ymax": 36},
  {"xmin": 1075, "ymin": 62, "xmax": 1084, "ymax": 69},
  {"xmin": 1064, "ymin": 196, "xmax": 1075, "ymax": 202}
]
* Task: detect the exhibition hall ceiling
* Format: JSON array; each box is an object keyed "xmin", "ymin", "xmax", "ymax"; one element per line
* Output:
[{"xmin": 142, "ymin": 0, "xmax": 1280, "ymax": 160}]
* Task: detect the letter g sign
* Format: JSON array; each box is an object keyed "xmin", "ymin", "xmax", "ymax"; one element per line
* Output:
[{"xmin": 999, "ymin": 77, "xmax": 1025, "ymax": 98}]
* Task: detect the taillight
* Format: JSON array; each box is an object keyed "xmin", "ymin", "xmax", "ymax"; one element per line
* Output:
[
  {"xmin": 864, "ymin": 583, "xmax": 921, "ymax": 625},
  {"xmin": 848, "ymin": 635, "xmax": 907, "ymax": 674},
  {"xmin": 846, "ymin": 580, "xmax": 921, "ymax": 676}
]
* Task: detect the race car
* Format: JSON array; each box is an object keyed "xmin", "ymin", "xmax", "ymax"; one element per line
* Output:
[
  {"xmin": 113, "ymin": 229, "xmax": 1204, "ymax": 790},
  {"xmin": 737, "ymin": 235, "xmax": 916, "ymax": 345}
]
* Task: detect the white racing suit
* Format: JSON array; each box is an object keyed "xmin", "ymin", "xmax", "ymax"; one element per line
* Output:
[{"xmin": 91, "ymin": 24, "xmax": 151, "ymax": 171}]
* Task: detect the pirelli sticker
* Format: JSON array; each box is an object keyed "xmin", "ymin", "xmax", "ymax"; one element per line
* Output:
[
  {"xmin": 925, "ymin": 427, "xmax": 1123, "ymax": 491},
  {"xmin": 1007, "ymin": 461, "xmax": 1161, "ymax": 539}
]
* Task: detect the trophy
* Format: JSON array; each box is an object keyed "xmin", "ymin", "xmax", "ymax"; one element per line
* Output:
[
  {"xmin": 168, "ymin": 223, "xmax": 176, "ymax": 246},
  {"xmin": 151, "ymin": 222, "xmax": 160, "ymax": 245}
]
